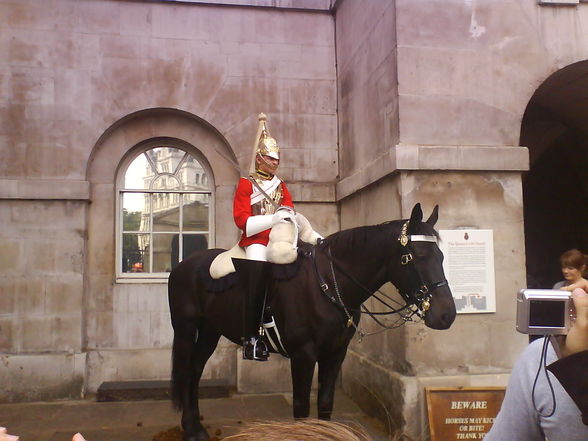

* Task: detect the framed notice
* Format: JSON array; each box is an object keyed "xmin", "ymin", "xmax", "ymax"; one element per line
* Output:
[
  {"xmin": 439, "ymin": 230, "xmax": 496, "ymax": 314},
  {"xmin": 426, "ymin": 387, "xmax": 505, "ymax": 441}
]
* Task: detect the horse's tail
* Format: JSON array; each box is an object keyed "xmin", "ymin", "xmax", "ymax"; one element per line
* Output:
[{"xmin": 168, "ymin": 263, "xmax": 200, "ymax": 412}]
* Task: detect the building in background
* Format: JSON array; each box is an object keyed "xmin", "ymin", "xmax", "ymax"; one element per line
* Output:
[{"xmin": 1, "ymin": 0, "xmax": 587, "ymax": 437}]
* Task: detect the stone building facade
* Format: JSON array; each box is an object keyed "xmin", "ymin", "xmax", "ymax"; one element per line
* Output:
[{"xmin": 1, "ymin": 0, "xmax": 587, "ymax": 438}]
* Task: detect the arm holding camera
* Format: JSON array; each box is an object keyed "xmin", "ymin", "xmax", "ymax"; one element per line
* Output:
[
  {"xmin": 559, "ymin": 288, "xmax": 588, "ymax": 356},
  {"xmin": 547, "ymin": 288, "xmax": 588, "ymax": 425},
  {"xmin": 486, "ymin": 289, "xmax": 588, "ymax": 440},
  {"xmin": 559, "ymin": 280, "xmax": 588, "ymax": 292}
]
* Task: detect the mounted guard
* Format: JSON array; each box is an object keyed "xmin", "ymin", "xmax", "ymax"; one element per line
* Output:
[{"xmin": 232, "ymin": 113, "xmax": 320, "ymax": 361}]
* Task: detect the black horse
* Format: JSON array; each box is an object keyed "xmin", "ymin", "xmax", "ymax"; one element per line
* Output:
[{"xmin": 168, "ymin": 203, "xmax": 456, "ymax": 441}]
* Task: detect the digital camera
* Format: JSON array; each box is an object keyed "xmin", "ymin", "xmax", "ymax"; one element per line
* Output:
[{"xmin": 516, "ymin": 289, "xmax": 573, "ymax": 335}]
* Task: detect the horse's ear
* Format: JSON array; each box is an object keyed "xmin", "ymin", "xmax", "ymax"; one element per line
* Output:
[
  {"xmin": 426, "ymin": 205, "xmax": 439, "ymax": 227},
  {"xmin": 409, "ymin": 203, "xmax": 423, "ymax": 227}
]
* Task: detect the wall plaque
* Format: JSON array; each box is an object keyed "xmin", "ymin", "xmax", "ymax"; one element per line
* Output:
[
  {"xmin": 426, "ymin": 387, "xmax": 505, "ymax": 441},
  {"xmin": 439, "ymin": 229, "xmax": 496, "ymax": 314}
]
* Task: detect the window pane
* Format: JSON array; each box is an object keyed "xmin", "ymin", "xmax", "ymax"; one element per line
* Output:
[
  {"xmin": 152, "ymin": 193, "xmax": 180, "ymax": 232},
  {"xmin": 119, "ymin": 146, "xmax": 213, "ymax": 277},
  {"xmin": 182, "ymin": 234, "xmax": 208, "ymax": 259},
  {"xmin": 152, "ymin": 175, "xmax": 180, "ymax": 190},
  {"xmin": 183, "ymin": 194, "xmax": 210, "ymax": 231},
  {"xmin": 122, "ymin": 233, "xmax": 149, "ymax": 273},
  {"xmin": 122, "ymin": 193, "xmax": 150, "ymax": 232},
  {"xmin": 178, "ymin": 155, "xmax": 210, "ymax": 190},
  {"xmin": 125, "ymin": 153, "xmax": 153, "ymax": 189},
  {"xmin": 147, "ymin": 147, "xmax": 185, "ymax": 174},
  {"xmin": 169, "ymin": 234, "xmax": 209, "ymax": 269},
  {"xmin": 152, "ymin": 234, "xmax": 174, "ymax": 273}
]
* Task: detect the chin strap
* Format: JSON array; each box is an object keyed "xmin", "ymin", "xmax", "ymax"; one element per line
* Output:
[
  {"xmin": 257, "ymin": 154, "xmax": 278, "ymax": 174},
  {"xmin": 255, "ymin": 168, "xmax": 274, "ymax": 180}
]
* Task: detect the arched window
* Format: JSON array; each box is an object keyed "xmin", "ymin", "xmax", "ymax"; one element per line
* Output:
[{"xmin": 117, "ymin": 144, "xmax": 213, "ymax": 280}]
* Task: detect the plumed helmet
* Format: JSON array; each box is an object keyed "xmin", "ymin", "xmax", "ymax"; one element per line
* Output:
[
  {"xmin": 256, "ymin": 114, "xmax": 279, "ymax": 160},
  {"xmin": 248, "ymin": 113, "xmax": 280, "ymax": 175}
]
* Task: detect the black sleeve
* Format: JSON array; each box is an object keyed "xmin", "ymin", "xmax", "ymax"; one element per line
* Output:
[{"xmin": 547, "ymin": 350, "xmax": 588, "ymax": 425}]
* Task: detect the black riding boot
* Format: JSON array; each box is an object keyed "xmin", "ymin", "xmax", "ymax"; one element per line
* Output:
[{"xmin": 232, "ymin": 258, "xmax": 271, "ymax": 362}]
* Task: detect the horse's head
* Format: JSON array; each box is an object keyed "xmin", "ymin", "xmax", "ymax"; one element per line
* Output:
[{"xmin": 391, "ymin": 204, "xmax": 456, "ymax": 330}]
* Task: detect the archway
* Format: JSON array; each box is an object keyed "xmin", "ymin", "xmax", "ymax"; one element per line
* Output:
[
  {"xmin": 83, "ymin": 108, "xmax": 241, "ymax": 392},
  {"xmin": 521, "ymin": 61, "xmax": 588, "ymax": 288}
]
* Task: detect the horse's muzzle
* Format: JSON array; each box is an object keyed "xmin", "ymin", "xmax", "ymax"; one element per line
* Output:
[{"xmin": 425, "ymin": 306, "xmax": 456, "ymax": 330}]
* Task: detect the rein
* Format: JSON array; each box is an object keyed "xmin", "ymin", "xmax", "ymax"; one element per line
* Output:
[{"xmin": 310, "ymin": 220, "xmax": 448, "ymax": 337}]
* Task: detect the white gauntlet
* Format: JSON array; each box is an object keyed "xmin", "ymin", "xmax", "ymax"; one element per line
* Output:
[
  {"xmin": 245, "ymin": 208, "xmax": 295, "ymax": 237},
  {"xmin": 272, "ymin": 209, "xmax": 294, "ymax": 224},
  {"xmin": 245, "ymin": 215, "xmax": 275, "ymax": 237}
]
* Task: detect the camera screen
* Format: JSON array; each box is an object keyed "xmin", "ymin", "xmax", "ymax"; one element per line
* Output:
[{"xmin": 529, "ymin": 300, "xmax": 566, "ymax": 327}]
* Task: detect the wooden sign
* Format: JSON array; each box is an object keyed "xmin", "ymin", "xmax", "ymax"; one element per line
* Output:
[{"xmin": 426, "ymin": 387, "xmax": 505, "ymax": 440}]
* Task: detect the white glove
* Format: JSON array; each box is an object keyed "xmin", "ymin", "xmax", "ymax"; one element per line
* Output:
[
  {"xmin": 245, "ymin": 215, "xmax": 274, "ymax": 237},
  {"xmin": 272, "ymin": 209, "xmax": 293, "ymax": 224},
  {"xmin": 245, "ymin": 209, "xmax": 295, "ymax": 237}
]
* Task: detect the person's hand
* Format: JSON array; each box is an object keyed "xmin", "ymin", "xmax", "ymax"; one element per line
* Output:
[
  {"xmin": 0, "ymin": 427, "xmax": 19, "ymax": 441},
  {"xmin": 72, "ymin": 433, "xmax": 87, "ymax": 441},
  {"xmin": 561, "ymin": 288, "xmax": 588, "ymax": 357},
  {"xmin": 272, "ymin": 209, "xmax": 293, "ymax": 224}
]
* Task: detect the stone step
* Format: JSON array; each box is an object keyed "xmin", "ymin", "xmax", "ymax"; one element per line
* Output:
[{"xmin": 96, "ymin": 379, "xmax": 233, "ymax": 402}]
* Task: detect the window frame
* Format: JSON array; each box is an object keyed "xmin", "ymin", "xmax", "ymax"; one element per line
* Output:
[{"xmin": 115, "ymin": 139, "xmax": 215, "ymax": 283}]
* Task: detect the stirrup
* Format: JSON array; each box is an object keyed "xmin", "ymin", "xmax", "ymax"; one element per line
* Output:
[
  {"xmin": 252, "ymin": 338, "xmax": 269, "ymax": 361},
  {"xmin": 243, "ymin": 338, "xmax": 269, "ymax": 361}
]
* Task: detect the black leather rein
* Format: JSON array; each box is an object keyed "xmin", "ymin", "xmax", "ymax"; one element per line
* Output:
[{"xmin": 308, "ymin": 221, "xmax": 449, "ymax": 328}]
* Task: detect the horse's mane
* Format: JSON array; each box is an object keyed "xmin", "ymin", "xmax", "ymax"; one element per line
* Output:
[
  {"xmin": 322, "ymin": 218, "xmax": 440, "ymax": 257},
  {"xmin": 322, "ymin": 220, "xmax": 405, "ymax": 257}
]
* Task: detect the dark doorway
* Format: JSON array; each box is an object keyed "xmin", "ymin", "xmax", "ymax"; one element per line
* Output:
[{"xmin": 521, "ymin": 61, "xmax": 588, "ymax": 288}]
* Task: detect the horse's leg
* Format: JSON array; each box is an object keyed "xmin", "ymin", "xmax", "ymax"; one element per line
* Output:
[
  {"xmin": 173, "ymin": 319, "xmax": 221, "ymax": 441},
  {"xmin": 290, "ymin": 349, "xmax": 317, "ymax": 419},
  {"xmin": 316, "ymin": 347, "xmax": 348, "ymax": 420},
  {"xmin": 188, "ymin": 323, "xmax": 222, "ymax": 441}
]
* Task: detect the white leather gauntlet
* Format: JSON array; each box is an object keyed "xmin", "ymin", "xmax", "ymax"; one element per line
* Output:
[{"xmin": 245, "ymin": 215, "xmax": 275, "ymax": 237}]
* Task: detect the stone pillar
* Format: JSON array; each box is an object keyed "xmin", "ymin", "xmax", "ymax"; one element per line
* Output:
[{"xmin": 338, "ymin": 144, "xmax": 530, "ymax": 438}]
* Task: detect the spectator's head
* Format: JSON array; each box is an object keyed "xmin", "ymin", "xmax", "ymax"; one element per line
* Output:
[
  {"xmin": 223, "ymin": 419, "xmax": 372, "ymax": 441},
  {"xmin": 560, "ymin": 249, "xmax": 587, "ymax": 283}
]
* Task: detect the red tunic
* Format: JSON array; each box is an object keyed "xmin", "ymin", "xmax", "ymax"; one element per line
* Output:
[{"xmin": 233, "ymin": 177, "xmax": 293, "ymax": 247}]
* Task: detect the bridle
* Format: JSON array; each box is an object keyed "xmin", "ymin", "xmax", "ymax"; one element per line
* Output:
[
  {"xmin": 396, "ymin": 220, "xmax": 449, "ymax": 319},
  {"xmin": 309, "ymin": 220, "xmax": 449, "ymax": 335}
]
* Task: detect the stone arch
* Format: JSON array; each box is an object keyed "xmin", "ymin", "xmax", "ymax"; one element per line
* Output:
[
  {"xmin": 521, "ymin": 60, "xmax": 588, "ymax": 288},
  {"xmin": 82, "ymin": 108, "xmax": 241, "ymax": 391},
  {"xmin": 87, "ymin": 107, "xmax": 240, "ymax": 185}
]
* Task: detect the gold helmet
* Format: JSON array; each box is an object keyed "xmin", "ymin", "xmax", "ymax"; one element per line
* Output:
[
  {"xmin": 256, "ymin": 113, "xmax": 279, "ymax": 160},
  {"xmin": 248, "ymin": 113, "xmax": 280, "ymax": 175}
]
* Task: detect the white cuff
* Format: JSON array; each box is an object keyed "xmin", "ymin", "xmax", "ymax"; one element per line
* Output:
[{"xmin": 245, "ymin": 215, "xmax": 275, "ymax": 237}]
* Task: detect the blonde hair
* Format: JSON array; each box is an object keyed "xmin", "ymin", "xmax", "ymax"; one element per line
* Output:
[{"xmin": 223, "ymin": 419, "xmax": 372, "ymax": 441}]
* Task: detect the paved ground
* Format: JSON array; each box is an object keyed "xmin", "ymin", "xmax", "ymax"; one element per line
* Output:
[{"xmin": 0, "ymin": 391, "xmax": 389, "ymax": 441}]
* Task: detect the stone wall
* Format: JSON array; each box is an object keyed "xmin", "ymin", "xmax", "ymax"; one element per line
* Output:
[
  {"xmin": 0, "ymin": 0, "xmax": 338, "ymax": 401},
  {"xmin": 0, "ymin": 200, "xmax": 86, "ymax": 401},
  {"xmin": 2, "ymin": 0, "xmax": 588, "ymax": 438},
  {"xmin": 335, "ymin": 0, "xmax": 399, "ymax": 182},
  {"xmin": 335, "ymin": 0, "xmax": 588, "ymax": 438}
]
